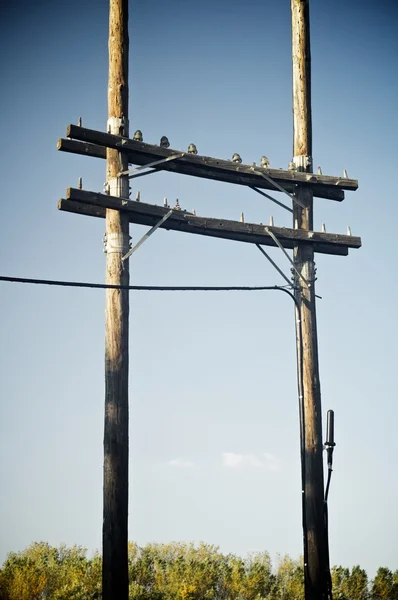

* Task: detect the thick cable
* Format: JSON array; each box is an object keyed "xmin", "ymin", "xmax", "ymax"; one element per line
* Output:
[
  {"xmin": 0, "ymin": 275, "xmax": 293, "ymax": 292},
  {"xmin": 324, "ymin": 467, "xmax": 334, "ymax": 599},
  {"xmin": 0, "ymin": 271, "xmax": 311, "ymax": 592}
]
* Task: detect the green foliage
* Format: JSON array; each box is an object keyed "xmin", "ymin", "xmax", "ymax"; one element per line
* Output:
[
  {"xmin": 0, "ymin": 541, "xmax": 396, "ymax": 600},
  {"xmin": 268, "ymin": 554, "xmax": 304, "ymax": 600},
  {"xmin": 127, "ymin": 542, "xmax": 274, "ymax": 600},
  {"xmin": 370, "ymin": 567, "xmax": 398, "ymax": 600},
  {"xmin": 331, "ymin": 565, "xmax": 369, "ymax": 600},
  {"xmin": 0, "ymin": 542, "xmax": 101, "ymax": 600}
]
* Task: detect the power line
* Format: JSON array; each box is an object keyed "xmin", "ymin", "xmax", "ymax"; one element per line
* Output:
[
  {"xmin": 0, "ymin": 271, "xmax": 308, "ymax": 592},
  {"xmin": 0, "ymin": 275, "xmax": 294, "ymax": 293}
]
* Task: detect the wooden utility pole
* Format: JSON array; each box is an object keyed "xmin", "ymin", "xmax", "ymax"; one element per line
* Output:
[
  {"xmin": 291, "ymin": 1, "xmax": 330, "ymax": 599},
  {"xmin": 103, "ymin": 1, "xmax": 130, "ymax": 599},
  {"xmin": 57, "ymin": 5, "xmax": 360, "ymax": 598}
]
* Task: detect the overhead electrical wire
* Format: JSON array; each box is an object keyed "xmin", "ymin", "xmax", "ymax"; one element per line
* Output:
[
  {"xmin": 0, "ymin": 272, "xmax": 314, "ymax": 594},
  {"xmin": 0, "ymin": 275, "xmax": 293, "ymax": 293}
]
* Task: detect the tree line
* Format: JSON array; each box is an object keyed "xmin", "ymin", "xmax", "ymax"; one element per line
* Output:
[{"xmin": 0, "ymin": 541, "xmax": 397, "ymax": 600}]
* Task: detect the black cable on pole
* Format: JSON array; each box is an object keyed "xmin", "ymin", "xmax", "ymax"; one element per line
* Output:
[
  {"xmin": 324, "ymin": 408, "xmax": 336, "ymax": 600},
  {"xmin": 0, "ymin": 272, "xmax": 310, "ymax": 594},
  {"xmin": 0, "ymin": 275, "xmax": 292, "ymax": 292},
  {"xmin": 324, "ymin": 475, "xmax": 333, "ymax": 600},
  {"xmin": 290, "ymin": 292, "xmax": 308, "ymax": 592}
]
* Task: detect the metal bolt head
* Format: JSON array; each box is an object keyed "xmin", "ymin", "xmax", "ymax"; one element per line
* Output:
[
  {"xmin": 260, "ymin": 156, "xmax": 270, "ymax": 168},
  {"xmin": 133, "ymin": 130, "xmax": 143, "ymax": 142},
  {"xmin": 160, "ymin": 136, "xmax": 170, "ymax": 148},
  {"xmin": 232, "ymin": 153, "xmax": 242, "ymax": 163},
  {"xmin": 188, "ymin": 143, "xmax": 198, "ymax": 155}
]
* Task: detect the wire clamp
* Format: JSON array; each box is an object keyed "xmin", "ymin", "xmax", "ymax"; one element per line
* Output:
[
  {"xmin": 104, "ymin": 176, "xmax": 129, "ymax": 198},
  {"xmin": 293, "ymin": 155, "xmax": 313, "ymax": 172},
  {"xmin": 103, "ymin": 232, "xmax": 131, "ymax": 255},
  {"xmin": 107, "ymin": 116, "xmax": 129, "ymax": 137}
]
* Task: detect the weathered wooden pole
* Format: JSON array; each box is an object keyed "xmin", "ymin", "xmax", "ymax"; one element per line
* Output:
[
  {"xmin": 103, "ymin": 1, "xmax": 130, "ymax": 599},
  {"xmin": 291, "ymin": 1, "xmax": 330, "ymax": 598}
]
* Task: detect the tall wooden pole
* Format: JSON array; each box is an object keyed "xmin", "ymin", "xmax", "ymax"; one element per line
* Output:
[
  {"xmin": 103, "ymin": 1, "xmax": 130, "ymax": 599},
  {"xmin": 291, "ymin": 1, "xmax": 330, "ymax": 599}
]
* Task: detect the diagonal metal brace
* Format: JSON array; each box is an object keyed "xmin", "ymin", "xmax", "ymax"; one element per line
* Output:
[
  {"xmin": 122, "ymin": 210, "xmax": 174, "ymax": 261},
  {"xmin": 250, "ymin": 186, "xmax": 293, "ymax": 213},
  {"xmin": 252, "ymin": 169, "xmax": 307, "ymax": 210},
  {"xmin": 256, "ymin": 244, "xmax": 292, "ymax": 287},
  {"xmin": 264, "ymin": 226, "xmax": 311, "ymax": 289},
  {"xmin": 118, "ymin": 153, "xmax": 185, "ymax": 179}
]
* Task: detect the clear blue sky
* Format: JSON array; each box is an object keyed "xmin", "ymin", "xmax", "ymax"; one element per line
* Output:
[{"xmin": 1, "ymin": 0, "xmax": 397, "ymax": 578}]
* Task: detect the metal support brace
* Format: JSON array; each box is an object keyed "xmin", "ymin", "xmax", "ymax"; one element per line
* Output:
[
  {"xmin": 252, "ymin": 169, "xmax": 307, "ymax": 210},
  {"xmin": 264, "ymin": 226, "xmax": 311, "ymax": 289},
  {"xmin": 118, "ymin": 153, "xmax": 185, "ymax": 178},
  {"xmin": 249, "ymin": 186, "xmax": 293, "ymax": 213},
  {"xmin": 256, "ymin": 244, "xmax": 293, "ymax": 287},
  {"xmin": 122, "ymin": 210, "xmax": 174, "ymax": 261}
]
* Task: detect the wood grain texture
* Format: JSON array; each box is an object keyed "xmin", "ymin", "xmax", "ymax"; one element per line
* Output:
[
  {"xmin": 293, "ymin": 188, "xmax": 328, "ymax": 600},
  {"xmin": 292, "ymin": 1, "xmax": 330, "ymax": 598},
  {"xmin": 103, "ymin": 2, "xmax": 129, "ymax": 600},
  {"xmin": 292, "ymin": 0, "xmax": 312, "ymax": 158},
  {"xmin": 59, "ymin": 189, "xmax": 362, "ymax": 254},
  {"xmin": 64, "ymin": 125, "xmax": 361, "ymax": 201},
  {"xmin": 58, "ymin": 197, "xmax": 348, "ymax": 256},
  {"xmin": 57, "ymin": 138, "xmax": 106, "ymax": 159}
]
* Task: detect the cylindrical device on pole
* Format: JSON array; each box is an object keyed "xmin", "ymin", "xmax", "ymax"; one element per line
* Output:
[
  {"xmin": 291, "ymin": 1, "xmax": 330, "ymax": 598},
  {"xmin": 326, "ymin": 410, "xmax": 335, "ymax": 446},
  {"xmin": 103, "ymin": 1, "xmax": 130, "ymax": 599}
]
